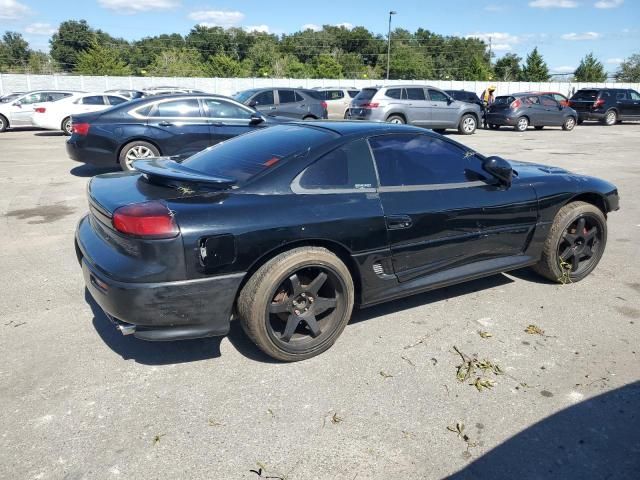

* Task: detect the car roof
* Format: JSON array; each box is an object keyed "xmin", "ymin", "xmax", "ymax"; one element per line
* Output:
[{"xmin": 288, "ymin": 120, "xmax": 427, "ymax": 136}]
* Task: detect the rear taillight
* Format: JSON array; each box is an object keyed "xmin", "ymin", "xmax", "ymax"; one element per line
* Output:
[
  {"xmin": 112, "ymin": 201, "xmax": 178, "ymax": 239},
  {"xmin": 593, "ymin": 98, "xmax": 605, "ymax": 108},
  {"xmin": 362, "ymin": 102, "xmax": 380, "ymax": 109},
  {"xmin": 510, "ymin": 99, "xmax": 521, "ymax": 109},
  {"xmin": 72, "ymin": 122, "xmax": 90, "ymax": 136},
  {"xmin": 321, "ymin": 101, "xmax": 328, "ymax": 110},
  {"xmin": 34, "ymin": 107, "xmax": 46, "ymax": 113}
]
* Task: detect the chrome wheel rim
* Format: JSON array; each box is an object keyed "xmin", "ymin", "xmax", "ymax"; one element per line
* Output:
[
  {"xmin": 606, "ymin": 112, "xmax": 616, "ymax": 125},
  {"xmin": 63, "ymin": 119, "xmax": 72, "ymax": 134},
  {"xmin": 463, "ymin": 117, "xmax": 476, "ymax": 132},
  {"xmin": 565, "ymin": 117, "xmax": 575, "ymax": 130},
  {"xmin": 125, "ymin": 145, "xmax": 154, "ymax": 169},
  {"xmin": 517, "ymin": 118, "xmax": 528, "ymax": 130},
  {"xmin": 388, "ymin": 117, "xmax": 403, "ymax": 124}
]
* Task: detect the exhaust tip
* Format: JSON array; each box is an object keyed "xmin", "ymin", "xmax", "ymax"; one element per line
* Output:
[{"xmin": 117, "ymin": 323, "xmax": 136, "ymax": 336}]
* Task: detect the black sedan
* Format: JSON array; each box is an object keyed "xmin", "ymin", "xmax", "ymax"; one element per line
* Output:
[
  {"xmin": 486, "ymin": 93, "xmax": 578, "ymax": 131},
  {"xmin": 66, "ymin": 94, "xmax": 280, "ymax": 171},
  {"xmin": 76, "ymin": 122, "xmax": 619, "ymax": 361}
]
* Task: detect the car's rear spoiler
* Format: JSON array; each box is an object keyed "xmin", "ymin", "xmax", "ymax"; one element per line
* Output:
[{"xmin": 133, "ymin": 157, "xmax": 237, "ymax": 189}]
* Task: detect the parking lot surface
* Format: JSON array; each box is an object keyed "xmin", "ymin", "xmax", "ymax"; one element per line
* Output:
[{"xmin": 1, "ymin": 124, "xmax": 639, "ymax": 479}]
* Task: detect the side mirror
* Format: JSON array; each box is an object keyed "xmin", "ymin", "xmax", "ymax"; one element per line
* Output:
[
  {"xmin": 249, "ymin": 113, "xmax": 264, "ymax": 125},
  {"xmin": 483, "ymin": 156, "xmax": 512, "ymax": 187},
  {"xmin": 12, "ymin": 100, "xmax": 21, "ymax": 107},
  {"xmin": 447, "ymin": 97, "xmax": 454, "ymax": 104}
]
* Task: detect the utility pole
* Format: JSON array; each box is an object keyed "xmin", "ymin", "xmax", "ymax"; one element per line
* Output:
[{"xmin": 386, "ymin": 11, "xmax": 397, "ymax": 81}]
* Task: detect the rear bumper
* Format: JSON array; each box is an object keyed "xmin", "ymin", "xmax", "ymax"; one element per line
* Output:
[
  {"xmin": 76, "ymin": 221, "xmax": 245, "ymax": 341},
  {"xmin": 486, "ymin": 113, "xmax": 517, "ymax": 126},
  {"xmin": 66, "ymin": 138, "xmax": 117, "ymax": 167},
  {"xmin": 576, "ymin": 111, "xmax": 605, "ymax": 121}
]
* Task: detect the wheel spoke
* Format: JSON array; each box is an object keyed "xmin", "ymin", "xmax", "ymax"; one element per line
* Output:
[
  {"xmin": 571, "ymin": 254, "xmax": 579, "ymax": 272},
  {"xmin": 289, "ymin": 274, "xmax": 302, "ymax": 296},
  {"xmin": 584, "ymin": 227, "xmax": 597, "ymax": 241},
  {"xmin": 313, "ymin": 296, "xmax": 337, "ymax": 316},
  {"xmin": 281, "ymin": 314, "xmax": 301, "ymax": 342},
  {"xmin": 582, "ymin": 245, "xmax": 593, "ymax": 259},
  {"xmin": 269, "ymin": 301, "xmax": 289, "ymax": 314},
  {"xmin": 304, "ymin": 314, "xmax": 322, "ymax": 337},
  {"xmin": 559, "ymin": 246, "xmax": 573, "ymax": 261},
  {"xmin": 576, "ymin": 217, "xmax": 586, "ymax": 234},
  {"xmin": 307, "ymin": 272, "xmax": 327, "ymax": 295},
  {"xmin": 562, "ymin": 232, "xmax": 578, "ymax": 245}
]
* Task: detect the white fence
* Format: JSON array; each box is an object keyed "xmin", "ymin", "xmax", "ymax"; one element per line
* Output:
[{"xmin": 1, "ymin": 73, "xmax": 639, "ymax": 98}]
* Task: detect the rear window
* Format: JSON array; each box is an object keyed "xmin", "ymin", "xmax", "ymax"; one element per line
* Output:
[
  {"xmin": 181, "ymin": 125, "xmax": 336, "ymax": 185},
  {"xmin": 494, "ymin": 96, "xmax": 515, "ymax": 105},
  {"xmin": 572, "ymin": 90, "xmax": 599, "ymax": 101},
  {"xmin": 354, "ymin": 88, "xmax": 378, "ymax": 101}
]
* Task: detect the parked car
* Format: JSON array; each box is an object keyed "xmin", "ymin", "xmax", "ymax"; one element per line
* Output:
[
  {"xmin": 315, "ymin": 87, "xmax": 360, "ymax": 119},
  {"xmin": 531, "ymin": 91, "xmax": 570, "ymax": 107},
  {"xmin": 32, "ymin": 92, "xmax": 128, "ymax": 135},
  {"xmin": 76, "ymin": 121, "xmax": 619, "ymax": 361},
  {"xmin": 66, "ymin": 94, "xmax": 282, "ymax": 170},
  {"xmin": 233, "ymin": 88, "xmax": 328, "ymax": 120},
  {"xmin": 569, "ymin": 88, "xmax": 640, "ymax": 125},
  {"xmin": 105, "ymin": 89, "xmax": 146, "ymax": 99},
  {"xmin": 486, "ymin": 93, "xmax": 578, "ymax": 132},
  {"xmin": 444, "ymin": 90, "xmax": 483, "ymax": 108},
  {"xmin": 142, "ymin": 86, "xmax": 206, "ymax": 96},
  {"xmin": 349, "ymin": 85, "xmax": 481, "ymax": 135},
  {"xmin": 0, "ymin": 90, "xmax": 81, "ymax": 132}
]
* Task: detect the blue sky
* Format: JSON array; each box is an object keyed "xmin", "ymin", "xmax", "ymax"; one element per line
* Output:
[{"xmin": 1, "ymin": 0, "xmax": 638, "ymax": 75}]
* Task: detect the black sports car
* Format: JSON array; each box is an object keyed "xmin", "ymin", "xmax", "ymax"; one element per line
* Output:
[
  {"xmin": 66, "ymin": 94, "xmax": 283, "ymax": 171},
  {"xmin": 76, "ymin": 122, "xmax": 619, "ymax": 361}
]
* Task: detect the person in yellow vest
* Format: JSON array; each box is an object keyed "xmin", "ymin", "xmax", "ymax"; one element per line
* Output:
[{"xmin": 479, "ymin": 85, "xmax": 496, "ymax": 129}]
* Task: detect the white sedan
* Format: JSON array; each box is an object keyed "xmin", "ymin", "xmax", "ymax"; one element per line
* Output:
[{"xmin": 32, "ymin": 92, "xmax": 129, "ymax": 135}]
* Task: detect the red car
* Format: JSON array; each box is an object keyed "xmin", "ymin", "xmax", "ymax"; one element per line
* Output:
[{"xmin": 532, "ymin": 92, "xmax": 570, "ymax": 107}]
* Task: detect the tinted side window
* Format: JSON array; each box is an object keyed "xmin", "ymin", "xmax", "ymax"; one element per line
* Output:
[
  {"xmin": 386, "ymin": 88, "xmax": 401, "ymax": 99},
  {"xmin": 428, "ymin": 89, "xmax": 449, "ymax": 102},
  {"xmin": 630, "ymin": 91, "xmax": 640, "ymax": 101},
  {"xmin": 21, "ymin": 93, "xmax": 45, "ymax": 104},
  {"xmin": 253, "ymin": 90, "xmax": 274, "ymax": 106},
  {"xmin": 82, "ymin": 95, "xmax": 106, "ymax": 105},
  {"xmin": 278, "ymin": 90, "xmax": 297, "ymax": 104},
  {"xmin": 298, "ymin": 139, "xmax": 377, "ymax": 190},
  {"xmin": 616, "ymin": 91, "xmax": 628, "ymax": 100},
  {"xmin": 553, "ymin": 94, "xmax": 566, "ymax": 103},
  {"xmin": 107, "ymin": 96, "xmax": 127, "ymax": 105},
  {"xmin": 369, "ymin": 134, "xmax": 481, "ymax": 186},
  {"xmin": 348, "ymin": 90, "xmax": 359, "ymax": 98},
  {"xmin": 541, "ymin": 96, "xmax": 558, "ymax": 107},
  {"xmin": 152, "ymin": 99, "xmax": 201, "ymax": 117},
  {"xmin": 326, "ymin": 90, "xmax": 344, "ymax": 100},
  {"xmin": 406, "ymin": 88, "xmax": 426, "ymax": 100},
  {"xmin": 204, "ymin": 98, "xmax": 252, "ymax": 119}
]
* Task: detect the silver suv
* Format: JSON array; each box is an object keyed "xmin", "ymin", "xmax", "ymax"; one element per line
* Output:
[{"xmin": 349, "ymin": 85, "xmax": 481, "ymax": 135}]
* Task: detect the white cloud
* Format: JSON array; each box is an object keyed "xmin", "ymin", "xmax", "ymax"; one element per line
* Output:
[
  {"xmin": 606, "ymin": 57, "xmax": 624, "ymax": 64},
  {"xmin": 561, "ymin": 31, "xmax": 601, "ymax": 40},
  {"xmin": 24, "ymin": 23, "xmax": 56, "ymax": 35},
  {"xmin": 553, "ymin": 65, "xmax": 576, "ymax": 73},
  {"xmin": 188, "ymin": 10, "xmax": 245, "ymax": 27},
  {"xmin": 0, "ymin": 0, "xmax": 30, "ymax": 19},
  {"xmin": 98, "ymin": 0, "xmax": 180, "ymax": 14},
  {"xmin": 244, "ymin": 25, "xmax": 269, "ymax": 33},
  {"xmin": 302, "ymin": 23, "xmax": 321, "ymax": 32},
  {"xmin": 529, "ymin": 0, "xmax": 578, "ymax": 8},
  {"xmin": 335, "ymin": 22, "xmax": 354, "ymax": 30},
  {"xmin": 595, "ymin": 0, "xmax": 623, "ymax": 8},
  {"xmin": 465, "ymin": 32, "xmax": 520, "ymax": 51}
]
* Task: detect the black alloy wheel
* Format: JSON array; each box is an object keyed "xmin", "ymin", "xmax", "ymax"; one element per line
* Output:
[{"xmin": 557, "ymin": 215, "xmax": 603, "ymax": 277}]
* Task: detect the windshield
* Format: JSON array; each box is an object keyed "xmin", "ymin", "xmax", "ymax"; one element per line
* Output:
[
  {"xmin": 354, "ymin": 88, "xmax": 378, "ymax": 102},
  {"xmin": 232, "ymin": 90, "xmax": 258, "ymax": 103},
  {"xmin": 181, "ymin": 125, "xmax": 336, "ymax": 185},
  {"xmin": 572, "ymin": 90, "xmax": 599, "ymax": 101},
  {"xmin": 1, "ymin": 93, "xmax": 21, "ymax": 103}
]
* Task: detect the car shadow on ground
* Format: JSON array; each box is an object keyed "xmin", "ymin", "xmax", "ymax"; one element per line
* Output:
[
  {"xmin": 34, "ymin": 131, "xmax": 64, "ymax": 137},
  {"xmin": 70, "ymin": 164, "xmax": 119, "ymax": 177},
  {"xmin": 86, "ymin": 289, "xmax": 223, "ymax": 365},
  {"xmin": 447, "ymin": 381, "xmax": 640, "ymax": 480}
]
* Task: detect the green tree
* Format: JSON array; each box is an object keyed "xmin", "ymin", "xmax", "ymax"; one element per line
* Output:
[
  {"xmin": 521, "ymin": 47, "xmax": 550, "ymax": 81},
  {"xmin": 204, "ymin": 53, "xmax": 248, "ymax": 77},
  {"xmin": 574, "ymin": 53, "xmax": 607, "ymax": 82},
  {"xmin": 246, "ymin": 38, "xmax": 282, "ymax": 76},
  {"xmin": 28, "ymin": 51, "xmax": 57, "ymax": 74},
  {"xmin": 147, "ymin": 47, "xmax": 205, "ymax": 77},
  {"xmin": 312, "ymin": 54, "xmax": 343, "ymax": 78},
  {"xmin": 74, "ymin": 41, "xmax": 131, "ymax": 75},
  {"xmin": 494, "ymin": 53, "xmax": 522, "ymax": 81},
  {"xmin": 50, "ymin": 20, "xmax": 95, "ymax": 72},
  {"xmin": 615, "ymin": 54, "xmax": 640, "ymax": 82},
  {"xmin": 1, "ymin": 32, "xmax": 30, "ymax": 68}
]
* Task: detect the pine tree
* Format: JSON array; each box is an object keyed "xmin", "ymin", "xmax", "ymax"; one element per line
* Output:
[
  {"xmin": 74, "ymin": 41, "xmax": 130, "ymax": 75},
  {"xmin": 615, "ymin": 54, "xmax": 640, "ymax": 82},
  {"xmin": 521, "ymin": 47, "xmax": 550, "ymax": 82},
  {"xmin": 574, "ymin": 53, "xmax": 607, "ymax": 82}
]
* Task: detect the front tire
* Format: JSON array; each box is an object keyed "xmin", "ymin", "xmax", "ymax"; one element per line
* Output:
[
  {"xmin": 0, "ymin": 114, "xmax": 7, "ymax": 133},
  {"xmin": 533, "ymin": 201, "xmax": 607, "ymax": 283},
  {"xmin": 237, "ymin": 247, "xmax": 354, "ymax": 362},
  {"xmin": 562, "ymin": 116, "xmax": 576, "ymax": 131},
  {"xmin": 118, "ymin": 141, "xmax": 160, "ymax": 171},
  {"xmin": 515, "ymin": 116, "xmax": 529, "ymax": 132},
  {"xmin": 458, "ymin": 114, "xmax": 477, "ymax": 135}
]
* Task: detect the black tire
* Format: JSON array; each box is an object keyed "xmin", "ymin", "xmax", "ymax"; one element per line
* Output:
[
  {"xmin": 532, "ymin": 201, "xmax": 607, "ymax": 283},
  {"xmin": 237, "ymin": 247, "xmax": 354, "ymax": 362},
  {"xmin": 0, "ymin": 114, "xmax": 7, "ymax": 133},
  {"xmin": 61, "ymin": 117, "xmax": 72, "ymax": 136},
  {"xmin": 386, "ymin": 114, "xmax": 405, "ymax": 124},
  {"xmin": 534, "ymin": 126, "xmax": 544, "ymax": 130},
  {"xmin": 118, "ymin": 140, "xmax": 160, "ymax": 171},
  {"xmin": 601, "ymin": 109, "xmax": 617, "ymax": 126},
  {"xmin": 433, "ymin": 128, "xmax": 446, "ymax": 134},
  {"xmin": 302, "ymin": 115, "xmax": 316, "ymax": 121},
  {"xmin": 458, "ymin": 114, "xmax": 477, "ymax": 135},
  {"xmin": 515, "ymin": 116, "xmax": 529, "ymax": 132},
  {"xmin": 562, "ymin": 116, "xmax": 576, "ymax": 131}
]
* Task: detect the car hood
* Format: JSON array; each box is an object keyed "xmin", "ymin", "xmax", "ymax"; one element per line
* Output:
[{"xmin": 507, "ymin": 159, "xmax": 571, "ymax": 178}]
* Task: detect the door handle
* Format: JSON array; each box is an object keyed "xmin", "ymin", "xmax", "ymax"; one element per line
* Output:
[
  {"xmin": 158, "ymin": 121, "xmax": 174, "ymax": 127},
  {"xmin": 387, "ymin": 215, "xmax": 413, "ymax": 230}
]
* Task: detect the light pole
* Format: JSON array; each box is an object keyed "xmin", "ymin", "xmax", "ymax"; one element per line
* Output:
[{"xmin": 386, "ymin": 10, "xmax": 397, "ymax": 80}]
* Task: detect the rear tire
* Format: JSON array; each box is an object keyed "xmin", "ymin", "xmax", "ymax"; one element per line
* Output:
[
  {"xmin": 302, "ymin": 115, "xmax": 316, "ymax": 121},
  {"xmin": 387, "ymin": 114, "xmax": 405, "ymax": 124},
  {"xmin": 0, "ymin": 114, "xmax": 7, "ymax": 133},
  {"xmin": 458, "ymin": 114, "xmax": 477, "ymax": 135},
  {"xmin": 602, "ymin": 109, "xmax": 617, "ymax": 126},
  {"xmin": 562, "ymin": 116, "xmax": 576, "ymax": 131},
  {"xmin": 515, "ymin": 116, "xmax": 529, "ymax": 132},
  {"xmin": 532, "ymin": 201, "xmax": 607, "ymax": 283},
  {"xmin": 118, "ymin": 141, "xmax": 160, "ymax": 171},
  {"xmin": 237, "ymin": 247, "xmax": 354, "ymax": 362},
  {"xmin": 61, "ymin": 117, "xmax": 72, "ymax": 136}
]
